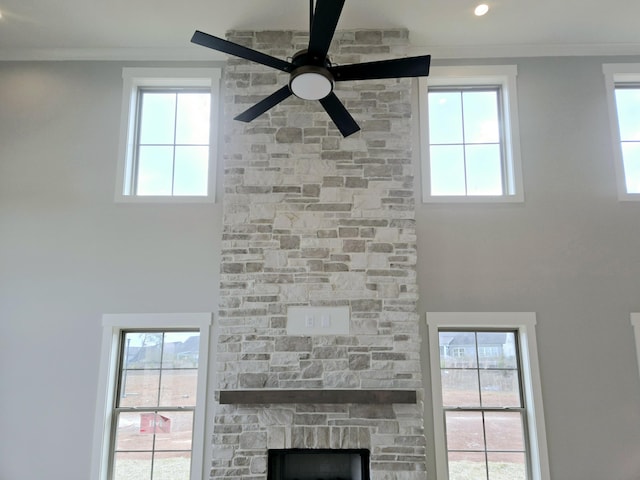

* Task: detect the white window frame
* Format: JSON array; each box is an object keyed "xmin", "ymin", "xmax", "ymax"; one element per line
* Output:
[
  {"xmin": 91, "ymin": 313, "xmax": 212, "ymax": 480},
  {"xmin": 115, "ymin": 67, "xmax": 221, "ymax": 203},
  {"xmin": 603, "ymin": 64, "xmax": 640, "ymax": 201},
  {"xmin": 419, "ymin": 65, "xmax": 524, "ymax": 203},
  {"xmin": 426, "ymin": 312, "xmax": 550, "ymax": 480},
  {"xmin": 631, "ymin": 314, "xmax": 640, "ymax": 380}
]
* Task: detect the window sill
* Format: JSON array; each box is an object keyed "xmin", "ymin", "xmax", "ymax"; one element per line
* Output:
[
  {"xmin": 115, "ymin": 194, "xmax": 216, "ymax": 204},
  {"xmin": 423, "ymin": 194, "xmax": 524, "ymax": 204}
]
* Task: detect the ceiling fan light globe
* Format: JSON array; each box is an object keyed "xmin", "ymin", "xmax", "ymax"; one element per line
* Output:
[{"xmin": 289, "ymin": 67, "xmax": 334, "ymax": 100}]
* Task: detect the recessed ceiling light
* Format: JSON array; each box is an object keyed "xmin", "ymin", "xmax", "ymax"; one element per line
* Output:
[{"xmin": 474, "ymin": 4, "xmax": 489, "ymax": 16}]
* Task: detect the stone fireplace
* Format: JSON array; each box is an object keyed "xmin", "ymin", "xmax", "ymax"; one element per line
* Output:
[{"xmin": 212, "ymin": 28, "xmax": 426, "ymax": 480}]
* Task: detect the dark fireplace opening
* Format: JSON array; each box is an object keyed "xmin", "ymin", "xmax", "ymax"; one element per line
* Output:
[{"xmin": 267, "ymin": 449, "xmax": 370, "ymax": 480}]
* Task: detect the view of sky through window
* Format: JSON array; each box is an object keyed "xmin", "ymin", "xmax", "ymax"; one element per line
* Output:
[
  {"xmin": 614, "ymin": 87, "xmax": 640, "ymax": 194},
  {"xmin": 136, "ymin": 90, "xmax": 211, "ymax": 196},
  {"xmin": 428, "ymin": 89, "xmax": 503, "ymax": 196}
]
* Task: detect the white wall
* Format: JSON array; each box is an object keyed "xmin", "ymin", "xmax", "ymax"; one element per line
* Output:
[
  {"xmin": 0, "ymin": 62, "xmax": 223, "ymax": 480},
  {"xmin": 1, "ymin": 56, "xmax": 640, "ymax": 480}
]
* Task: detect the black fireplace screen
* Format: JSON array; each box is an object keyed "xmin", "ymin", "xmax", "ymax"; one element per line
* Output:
[{"xmin": 267, "ymin": 449, "xmax": 370, "ymax": 480}]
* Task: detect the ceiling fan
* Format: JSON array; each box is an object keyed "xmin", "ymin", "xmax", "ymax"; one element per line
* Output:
[{"xmin": 191, "ymin": 0, "xmax": 431, "ymax": 137}]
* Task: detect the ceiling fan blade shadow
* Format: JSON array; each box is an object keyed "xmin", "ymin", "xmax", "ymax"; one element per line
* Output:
[
  {"xmin": 308, "ymin": 0, "xmax": 345, "ymax": 60},
  {"xmin": 319, "ymin": 92, "xmax": 360, "ymax": 137},
  {"xmin": 191, "ymin": 30, "xmax": 294, "ymax": 72},
  {"xmin": 330, "ymin": 55, "xmax": 431, "ymax": 81},
  {"xmin": 234, "ymin": 85, "xmax": 293, "ymax": 122}
]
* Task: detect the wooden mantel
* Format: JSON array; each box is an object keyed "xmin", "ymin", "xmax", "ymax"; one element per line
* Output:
[{"xmin": 218, "ymin": 389, "xmax": 417, "ymax": 404}]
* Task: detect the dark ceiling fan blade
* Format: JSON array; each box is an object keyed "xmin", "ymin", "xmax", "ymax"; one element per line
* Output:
[
  {"xmin": 330, "ymin": 55, "xmax": 431, "ymax": 81},
  {"xmin": 319, "ymin": 92, "xmax": 360, "ymax": 137},
  {"xmin": 191, "ymin": 30, "xmax": 294, "ymax": 73},
  {"xmin": 308, "ymin": 0, "xmax": 345, "ymax": 60},
  {"xmin": 234, "ymin": 85, "xmax": 293, "ymax": 122}
]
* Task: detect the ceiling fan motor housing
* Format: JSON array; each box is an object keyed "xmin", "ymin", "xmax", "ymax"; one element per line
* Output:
[{"xmin": 289, "ymin": 50, "xmax": 335, "ymax": 100}]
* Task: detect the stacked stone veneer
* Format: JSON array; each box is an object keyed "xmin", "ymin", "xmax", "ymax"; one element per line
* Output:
[{"xmin": 212, "ymin": 29, "xmax": 426, "ymax": 480}]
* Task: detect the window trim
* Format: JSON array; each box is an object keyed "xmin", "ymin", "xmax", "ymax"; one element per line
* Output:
[
  {"xmin": 115, "ymin": 67, "xmax": 221, "ymax": 203},
  {"xmin": 631, "ymin": 314, "xmax": 640, "ymax": 381},
  {"xmin": 91, "ymin": 313, "xmax": 212, "ymax": 480},
  {"xmin": 603, "ymin": 63, "xmax": 640, "ymax": 201},
  {"xmin": 419, "ymin": 65, "xmax": 524, "ymax": 203},
  {"xmin": 426, "ymin": 312, "xmax": 550, "ymax": 480}
]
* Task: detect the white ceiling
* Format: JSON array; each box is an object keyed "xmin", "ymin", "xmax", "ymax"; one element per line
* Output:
[{"xmin": 0, "ymin": 0, "xmax": 639, "ymax": 60}]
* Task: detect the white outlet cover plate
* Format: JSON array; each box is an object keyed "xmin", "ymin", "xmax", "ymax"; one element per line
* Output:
[{"xmin": 287, "ymin": 306, "xmax": 350, "ymax": 335}]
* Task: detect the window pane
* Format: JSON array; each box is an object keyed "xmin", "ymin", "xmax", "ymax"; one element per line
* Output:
[
  {"xmin": 463, "ymin": 90, "xmax": 500, "ymax": 143},
  {"xmin": 466, "ymin": 144, "xmax": 503, "ymax": 195},
  {"xmin": 445, "ymin": 411, "xmax": 485, "ymax": 451},
  {"xmin": 428, "ymin": 91, "xmax": 463, "ymax": 144},
  {"xmin": 113, "ymin": 452, "xmax": 152, "ymax": 480},
  {"xmin": 139, "ymin": 92, "xmax": 177, "ymax": 145},
  {"xmin": 173, "ymin": 146, "xmax": 209, "ymax": 196},
  {"xmin": 115, "ymin": 412, "xmax": 154, "ymax": 451},
  {"xmin": 622, "ymin": 142, "xmax": 640, "ymax": 193},
  {"xmin": 487, "ymin": 452, "xmax": 527, "ymax": 480},
  {"xmin": 162, "ymin": 332, "xmax": 200, "ymax": 368},
  {"xmin": 615, "ymin": 88, "xmax": 640, "ymax": 141},
  {"xmin": 441, "ymin": 332, "xmax": 478, "ymax": 367},
  {"xmin": 480, "ymin": 370, "xmax": 521, "ymax": 407},
  {"xmin": 123, "ymin": 332, "xmax": 163, "ymax": 369},
  {"xmin": 136, "ymin": 146, "xmax": 174, "ymax": 195},
  {"xmin": 478, "ymin": 332, "xmax": 518, "ymax": 369},
  {"xmin": 441, "ymin": 369, "xmax": 480, "ymax": 407},
  {"xmin": 159, "ymin": 370, "xmax": 198, "ymax": 406},
  {"xmin": 119, "ymin": 370, "xmax": 160, "ymax": 407},
  {"xmin": 430, "ymin": 145, "xmax": 466, "ymax": 195},
  {"xmin": 484, "ymin": 411, "xmax": 526, "ymax": 452},
  {"xmin": 175, "ymin": 92, "xmax": 211, "ymax": 145},
  {"xmin": 153, "ymin": 451, "xmax": 192, "ymax": 480},
  {"xmin": 153, "ymin": 410, "xmax": 194, "ymax": 451},
  {"xmin": 448, "ymin": 451, "xmax": 488, "ymax": 480}
]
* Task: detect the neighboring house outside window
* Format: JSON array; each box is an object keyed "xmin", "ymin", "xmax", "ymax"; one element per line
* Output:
[
  {"xmin": 91, "ymin": 313, "xmax": 212, "ymax": 480},
  {"xmin": 116, "ymin": 68, "xmax": 221, "ymax": 203},
  {"xmin": 419, "ymin": 66, "xmax": 524, "ymax": 203},
  {"xmin": 603, "ymin": 64, "xmax": 640, "ymax": 200},
  {"xmin": 426, "ymin": 312, "xmax": 550, "ymax": 480}
]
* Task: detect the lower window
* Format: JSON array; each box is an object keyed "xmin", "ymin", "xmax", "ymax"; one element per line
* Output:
[
  {"xmin": 92, "ymin": 313, "xmax": 211, "ymax": 480},
  {"xmin": 427, "ymin": 313, "xmax": 550, "ymax": 480},
  {"xmin": 112, "ymin": 330, "xmax": 199, "ymax": 479}
]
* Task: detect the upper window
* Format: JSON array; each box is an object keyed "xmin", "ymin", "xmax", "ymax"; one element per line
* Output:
[
  {"xmin": 91, "ymin": 313, "xmax": 212, "ymax": 480},
  {"xmin": 116, "ymin": 68, "xmax": 220, "ymax": 203},
  {"xmin": 426, "ymin": 312, "xmax": 550, "ymax": 480},
  {"xmin": 419, "ymin": 66, "xmax": 524, "ymax": 203},
  {"xmin": 603, "ymin": 64, "xmax": 640, "ymax": 200}
]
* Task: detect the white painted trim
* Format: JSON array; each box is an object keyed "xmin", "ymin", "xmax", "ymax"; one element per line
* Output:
[
  {"xmin": 91, "ymin": 312, "xmax": 213, "ymax": 480},
  {"xmin": 602, "ymin": 63, "xmax": 640, "ymax": 201},
  {"xmin": 631, "ymin": 314, "xmax": 640, "ymax": 381},
  {"xmin": 115, "ymin": 67, "xmax": 221, "ymax": 204},
  {"xmin": 419, "ymin": 66, "xmax": 524, "ymax": 204},
  {"xmin": 425, "ymin": 312, "xmax": 551, "ymax": 480}
]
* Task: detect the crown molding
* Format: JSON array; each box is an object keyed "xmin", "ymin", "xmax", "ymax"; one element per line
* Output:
[
  {"xmin": 0, "ymin": 42, "xmax": 639, "ymax": 62},
  {"xmin": 0, "ymin": 47, "xmax": 227, "ymax": 62},
  {"xmin": 409, "ymin": 42, "xmax": 640, "ymax": 59}
]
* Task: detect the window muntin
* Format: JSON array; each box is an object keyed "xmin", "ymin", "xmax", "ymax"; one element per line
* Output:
[
  {"xmin": 116, "ymin": 68, "xmax": 220, "ymax": 203},
  {"xmin": 613, "ymin": 85, "xmax": 640, "ymax": 194},
  {"xmin": 419, "ymin": 66, "xmax": 524, "ymax": 203},
  {"xmin": 439, "ymin": 329, "xmax": 529, "ymax": 480},
  {"xmin": 111, "ymin": 330, "xmax": 200, "ymax": 480},
  {"xmin": 428, "ymin": 87, "xmax": 505, "ymax": 196}
]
